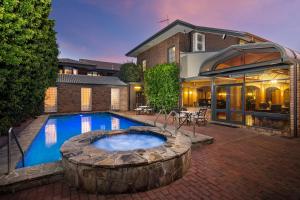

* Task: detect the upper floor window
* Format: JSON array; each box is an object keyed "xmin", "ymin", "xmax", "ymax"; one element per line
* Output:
[
  {"xmin": 168, "ymin": 46, "xmax": 176, "ymax": 63},
  {"xmin": 73, "ymin": 68, "xmax": 78, "ymax": 75},
  {"xmin": 142, "ymin": 60, "xmax": 147, "ymax": 71},
  {"xmin": 193, "ymin": 33, "xmax": 205, "ymax": 52},
  {"xmin": 64, "ymin": 67, "xmax": 73, "ymax": 74},
  {"xmin": 88, "ymin": 71, "xmax": 98, "ymax": 76}
]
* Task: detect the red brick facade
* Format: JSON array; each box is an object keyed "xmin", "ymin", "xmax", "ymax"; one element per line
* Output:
[
  {"xmin": 137, "ymin": 32, "xmax": 239, "ymax": 68},
  {"xmin": 53, "ymin": 83, "xmax": 128, "ymax": 113}
]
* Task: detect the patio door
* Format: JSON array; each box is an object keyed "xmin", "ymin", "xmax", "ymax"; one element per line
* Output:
[
  {"xmin": 214, "ymin": 84, "xmax": 244, "ymax": 124},
  {"xmin": 111, "ymin": 88, "xmax": 120, "ymax": 110}
]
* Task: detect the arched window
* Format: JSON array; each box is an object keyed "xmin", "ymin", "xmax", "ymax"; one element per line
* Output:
[{"xmin": 215, "ymin": 50, "xmax": 281, "ymax": 70}]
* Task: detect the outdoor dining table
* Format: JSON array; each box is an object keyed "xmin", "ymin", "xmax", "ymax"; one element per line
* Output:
[{"xmin": 179, "ymin": 111, "xmax": 195, "ymax": 125}]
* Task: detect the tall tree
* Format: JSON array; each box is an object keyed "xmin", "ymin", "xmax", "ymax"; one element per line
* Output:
[{"xmin": 0, "ymin": 0, "xmax": 58, "ymax": 135}]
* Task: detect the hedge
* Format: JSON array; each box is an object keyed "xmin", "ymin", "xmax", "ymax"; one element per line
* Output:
[
  {"xmin": 0, "ymin": 0, "xmax": 59, "ymax": 135},
  {"xmin": 144, "ymin": 63, "xmax": 179, "ymax": 112}
]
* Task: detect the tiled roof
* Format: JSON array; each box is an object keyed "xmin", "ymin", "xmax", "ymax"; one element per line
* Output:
[
  {"xmin": 79, "ymin": 59, "xmax": 122, "ymax": 71},
  {"xmin": 57, "ymin": 74, "xmax": 127, "ymax": 86},
  {"xmin": 58, "ymin": 58, "xmax": 96, "ymax": 67}
]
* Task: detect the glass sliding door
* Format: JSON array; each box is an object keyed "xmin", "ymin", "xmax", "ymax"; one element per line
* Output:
[
  {"xmin": 229, "ymin": 85, "xmax": 243, "ymax": 123},
  {"xmin": 214, "ymin": 84, "xmax": 244, "ymax": 124}
]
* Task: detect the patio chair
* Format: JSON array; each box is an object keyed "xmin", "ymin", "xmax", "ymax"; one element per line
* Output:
[
  {"xmin": 192, "ymin": 107, "xmax": 208, "ymax": 126},
  {"xmin": 134, "ymin": 106, "xmax": 143, "ymax": 115},
  {"xmin": 172, "ymin": 107, "xmax": 190, "ymax": 125},
  {"xmin": 144, "ymin": 107, "xmax": 154, "ymax": 115}
]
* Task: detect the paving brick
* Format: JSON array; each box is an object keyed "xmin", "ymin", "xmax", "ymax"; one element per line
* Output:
[{"xmin": 1, "ymin": 112, "xmax": 300, "ymax": 200}]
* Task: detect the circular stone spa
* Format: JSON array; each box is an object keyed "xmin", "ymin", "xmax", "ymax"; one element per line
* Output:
[{"xmin": 60, "ymin": 126, "xmax": 191, "ymax": 194}]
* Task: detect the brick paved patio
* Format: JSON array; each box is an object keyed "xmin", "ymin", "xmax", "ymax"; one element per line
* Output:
[{"xmin": 1, "ymin": 112, "xmax": 300, "ymax": 200}]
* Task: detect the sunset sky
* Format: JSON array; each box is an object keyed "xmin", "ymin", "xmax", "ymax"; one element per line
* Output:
[{"xmin": 50, "ymin": 0, "xmax": 300, "ymax": 63}]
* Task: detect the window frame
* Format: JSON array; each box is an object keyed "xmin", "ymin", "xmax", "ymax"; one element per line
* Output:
[
  {"xmin": 142, "ymin": 59, "xmax": 147, "ymax": 71},
  {"xmin": 193, "ymin": 32, "xmax": 205, "ymax": 52},
  {"xmin": 167, "ymin": 46, "xmax": 176, "ymax": 63}
]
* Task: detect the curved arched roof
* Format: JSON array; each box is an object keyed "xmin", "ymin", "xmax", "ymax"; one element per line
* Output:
[{"xmin": 199, "ymin": 42, "xmax": 300, "ymax": 76}]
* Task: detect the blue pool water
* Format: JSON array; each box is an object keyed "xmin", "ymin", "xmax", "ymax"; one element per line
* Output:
[
  {"xmin": 92, "ymin": 131, "xmax": 166, "ymax": 152},
  {"xmin": 17, "ymin": 113, "xmax": 145, "ymax": 168}
]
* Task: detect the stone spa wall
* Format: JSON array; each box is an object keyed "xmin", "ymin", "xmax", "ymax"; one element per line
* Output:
[{"xmin": 60, "ymin": 126, "xmax": 192, "ymax": 194}]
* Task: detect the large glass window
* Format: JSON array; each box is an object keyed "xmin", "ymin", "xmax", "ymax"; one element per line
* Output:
[
  {"xmin": 215, "ymin": 49, "xmax": 281, "ymax": 70},
  {"xmin": 245, "ymin": 67, "xmax": 290, "ymax": 131},
  {"xmin": 193, "ymin": 33, "xmax": 205, "ymax": 52},
  {"xmin": 182, "ymin": 80, "xmax": 211, "ymax": 107},
  {"xmin": 64, "ymin": 67, "xmax": 73, "ymax": 74},
  {"xmin": 168, "ymin": 46, "xmax": 176, "ymax": 63}
]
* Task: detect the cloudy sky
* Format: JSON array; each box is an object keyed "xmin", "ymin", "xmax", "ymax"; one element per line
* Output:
[{"xmin": 50, "ymin": 0, "xmax": 300, "ymax": 63}]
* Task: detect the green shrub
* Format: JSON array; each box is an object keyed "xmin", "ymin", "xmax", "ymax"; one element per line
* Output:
[
  {"xmin": 119, "ymin": 62, "xmax": 141, "ymax": 82},
  {"xmin": 144, "ymin": 63, "xmax": 179, "ymax": 112},
  {"xmin": 0, "ymin": 0, "xmax": 58, "ymax": 135}
]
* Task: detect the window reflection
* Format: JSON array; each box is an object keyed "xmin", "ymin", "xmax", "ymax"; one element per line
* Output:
[
  {"xmin": 81, "ymin": 116, "xmax": 92, "ymax": 133},
  {"xmin": 111, "ymin": 117, "xmax": 120, "ymax": 130},
  {"xmin": 45, "ymin": 119, "xmax": 57, "ymax": 147}
]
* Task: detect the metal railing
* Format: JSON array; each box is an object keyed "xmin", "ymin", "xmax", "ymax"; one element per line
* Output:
[
  {"xmin": 153, "ymin": 109, "xmax": 168, "ymax": 127},
  {"xmin": 7, "ymin": 127, "xmax": 24, "ymax": 174},
  {"xmin": 153, "ymin": 109, "xmax": 194, "ymax": 137}
]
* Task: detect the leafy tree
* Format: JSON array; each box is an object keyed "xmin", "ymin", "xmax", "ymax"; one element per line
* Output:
[
  {"xmin": 0, "ymin": 0, "xmax": 58, "ymax": 135},
  {"xmin": 119, "ymin": 62, "xmax": 141, "ymax": 82},
  {"xmin": 144, "ymin": 63, "xmax": 179, "ymax": 112}
]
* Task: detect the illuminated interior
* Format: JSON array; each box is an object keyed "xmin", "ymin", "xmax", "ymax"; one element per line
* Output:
[
  {"xmin": 81, "ymin": 88, "xmax": 92, "ymax": 111},
  {"xmin": 111, "ymin": 88, "xmax": 120, "ymax": 110},
  {"xmin": 212, "ymin": 67, "xmax": 290, "ymax": 131},
  {"xmin": 182, "ymin": 79, "xmax": 211, "ymax": 107},
  {"xmin": 215, "ymin": 49, "xmax": 281, "ymax": 70},
  {"xmin": 44, "ymin": 87, "xmax": 57, "ymax": 113}
]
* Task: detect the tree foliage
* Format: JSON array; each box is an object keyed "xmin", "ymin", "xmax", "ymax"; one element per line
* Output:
[
  {"xmin": 0, "ymin": 0, "xmax": 58, "ymax": 135},
  {"xmin": 144, "ymin": 63, "xmax": 179, "ymax": 112},
  {"xmin": 119, "ymin": 62, "xmax": 141, "ymax": 82}
]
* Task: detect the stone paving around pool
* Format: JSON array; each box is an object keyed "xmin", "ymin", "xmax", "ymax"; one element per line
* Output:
[{"xmin": 1, "ymin": 112, "xmax": 300, "ymax": 199}]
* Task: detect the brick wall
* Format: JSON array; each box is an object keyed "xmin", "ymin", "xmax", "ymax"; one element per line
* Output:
[
  {"xmin": 92, "ymin": 86, "xmax": 111, "ymax": 111},
  {"xmin": 204, "ymin": 32, "xmax": 239, "ymax": 52},
  {"xmin": 136, "ymin": 32, "xmax": 239, "ymax": 68},
  {"xmin": 57, "ymin": 84, "xmax": 81, "ymax": 113},
  {"xmin": 56, "ymin": 83, "xmax": 113, "ymax": 113},
  {"xmin": 119, "ymin": 87, "xmax": 129, "ymax": 111}
]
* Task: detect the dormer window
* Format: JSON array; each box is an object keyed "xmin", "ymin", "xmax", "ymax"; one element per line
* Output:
[{"xmin": 193, "ymin": 33, "xmax": 205, "ymax": 52}]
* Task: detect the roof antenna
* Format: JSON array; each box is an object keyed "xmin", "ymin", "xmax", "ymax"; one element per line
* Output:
[{"xmin": 158, "ymin": 15, "xmax": 170, "ymax": 26}]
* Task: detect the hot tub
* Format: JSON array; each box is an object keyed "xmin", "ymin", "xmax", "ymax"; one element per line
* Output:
[{"xmin": 60, "ymin": 126, "xmax": 191, "ymax": 194}]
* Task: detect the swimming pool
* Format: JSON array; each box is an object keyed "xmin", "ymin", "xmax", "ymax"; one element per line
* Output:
[{"xmin": 17, "ymin": 112, "xmax": 145, "ymax": 168}]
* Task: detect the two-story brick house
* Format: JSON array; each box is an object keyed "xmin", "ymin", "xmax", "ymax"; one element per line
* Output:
[
  {"xmin": 44, "ymin": 58, "xmax": 128, "ymax": 114},
  {"xmin": 126, "ymin": 20, "xmax": 300, "ymax": 137}
]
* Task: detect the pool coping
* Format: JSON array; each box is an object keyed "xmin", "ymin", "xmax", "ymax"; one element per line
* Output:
[{"xmin": 0, "ymin": 111, "xmax": 214, "ymax": 193}]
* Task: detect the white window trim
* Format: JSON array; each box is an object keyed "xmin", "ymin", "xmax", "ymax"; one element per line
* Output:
[
  {"xmin": 168, "ymin": 46, "xmax": 176, "ymax": 63},
  {"xmin": 142, "ymin": 60, "xmax": 147, "ymax": 71},
  {"xmin": 193, "ymin": 32, "xmax": 205, "ymax": 52}
]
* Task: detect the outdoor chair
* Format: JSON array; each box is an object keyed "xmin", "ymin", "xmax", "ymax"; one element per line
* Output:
[
  {"xmin": 172, "ymin": 107, "xmax": 190, "ymax": 125},
  {"xmin": 192, "ymin": 107, "xmax": 208, "ymax": 126}
]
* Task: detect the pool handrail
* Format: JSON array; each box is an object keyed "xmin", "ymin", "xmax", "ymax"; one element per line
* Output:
[{"xmin": 7, "ymin": 127, "xmax": 25, "ymax": 174}]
